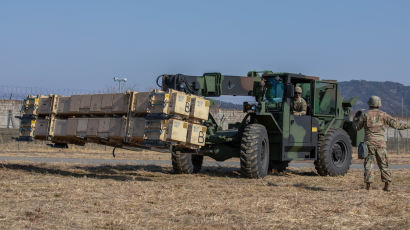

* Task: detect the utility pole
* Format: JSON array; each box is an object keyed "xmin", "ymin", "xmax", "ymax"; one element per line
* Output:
[
  {"xmin": 397, "ymin": 97, "xmax": 403, "ymax": 154},
  {"xmin": 407, "ymin": 109, "xmax": 409, "ymax": 153},
  {"xmin": 113, "ymin": 77, "xmax": 127, "ymax": 93},
  {"xmin": 406, "ymin": 97, "xmax": 408, "ymax": 153}
]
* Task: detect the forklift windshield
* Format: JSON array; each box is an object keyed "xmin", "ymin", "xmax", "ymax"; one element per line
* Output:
[{"xmin": 264, "ymin": 77, "xmax": 284, "ymax": 103}]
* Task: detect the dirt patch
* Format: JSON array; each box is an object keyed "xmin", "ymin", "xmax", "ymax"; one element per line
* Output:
[{"xmin": 0, "ymin": 162, "xmax": 409, "ymax": 229}]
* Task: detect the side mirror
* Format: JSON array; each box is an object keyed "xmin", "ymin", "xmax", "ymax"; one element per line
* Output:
[{"xmin": 285, "ymin": 84, "xmax": 294, "ymax": 98}]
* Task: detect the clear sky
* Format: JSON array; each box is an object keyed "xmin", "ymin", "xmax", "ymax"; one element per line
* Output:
[{"xmin": 1, "ymin": 0, "xmax": 409, "ymax": 91}]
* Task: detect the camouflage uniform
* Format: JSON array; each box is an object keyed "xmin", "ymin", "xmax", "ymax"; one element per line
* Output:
[
  {"xmin": 291, "ymin": 86, "xmax": 307, "ymax": 116},
  {"xmin": 353, "ymin": 108, "xmax": 409, "ymax": 185}
]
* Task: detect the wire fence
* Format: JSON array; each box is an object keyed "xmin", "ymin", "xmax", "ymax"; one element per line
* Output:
[
  {"xmin": 0, "ymin": 86, "xmax": 408, "ymax": 153},
  {"xmin": 0, "ymin": 84, "xmax": 148, "ymax": 100},
  {"xmin": 0, "ymin": 100, "xmax": 22, "ymax": 129},
  {"xmin": 0, "ymin": 85, "xmax": 93, "ymax": 100},
  {"xmin": 386, "ymin": 127, "xmax": 409, "ymax": 154}
]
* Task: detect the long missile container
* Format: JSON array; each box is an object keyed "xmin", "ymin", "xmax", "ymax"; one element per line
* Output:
[{"xmin": 19, "ymin": 89, "xmax": 210, "ymax": 149}]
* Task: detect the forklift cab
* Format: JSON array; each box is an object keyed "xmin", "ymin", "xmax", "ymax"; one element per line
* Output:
[{"xmin": 260, "ymin": 73, "xmax": 322, "ymax": 161}]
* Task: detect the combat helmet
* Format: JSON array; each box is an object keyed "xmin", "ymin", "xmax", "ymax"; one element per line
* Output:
[
  {"xmin": 295, "ymin": 86, "xmax": 302, "ymax": 94},
  {"xmin": 368, "ymin": 96, "xmax": 382, "ymax": 108}
]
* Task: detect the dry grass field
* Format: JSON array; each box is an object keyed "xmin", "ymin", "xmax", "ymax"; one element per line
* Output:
[
  {"xmin": 0, "ymin": 161, "xmax": 409, "ymax": 229},
  {"xmin": 1, "ymin": 142, "xmax": 410, "ymax": 229},
  {"xmin": 1, "ymin": 142, "xmax": 410, "ymax": 164}
]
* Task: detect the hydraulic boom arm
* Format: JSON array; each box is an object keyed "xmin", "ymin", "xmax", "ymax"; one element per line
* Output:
[{"xmin": 159, "ymin": 72, "xmax": 261, "ymax": 97}]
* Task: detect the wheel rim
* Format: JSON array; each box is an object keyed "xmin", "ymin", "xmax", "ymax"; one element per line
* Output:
[{"xmin": 332, "ymin": 140, "xmax": 347, "ymax": 167}]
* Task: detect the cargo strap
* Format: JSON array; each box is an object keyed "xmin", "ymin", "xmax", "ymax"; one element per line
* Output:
[
  {"xmin": 149, "ymin": 92, "xmax": 166, "ymax": 97},
  {"xmin": 148, "ymin": 102, "xmax": 166, "ymax": 106},
  {"xmin": 142, "ymin": 140, "xmax": 169, "ymax": 147},
  {"xmin": 112, "ymin": 146, "xmax": 117, "ymax": 158}
]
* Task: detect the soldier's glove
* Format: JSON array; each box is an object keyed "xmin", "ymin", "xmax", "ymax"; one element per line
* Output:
[{"xmin": 354, "ymin": 110, "xmax": 362, "ymax": 121}]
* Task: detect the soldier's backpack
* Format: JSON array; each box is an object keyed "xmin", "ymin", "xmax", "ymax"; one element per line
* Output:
[{"xmin": 358, "ymin": 142, "xmax": 368, "ymax": 159}]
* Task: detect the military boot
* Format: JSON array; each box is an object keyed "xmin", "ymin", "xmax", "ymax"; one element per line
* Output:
[
  {"xmin": 365, "ymin": 183, "xmax": 371, "ymax": 190},
  {"xmin": 383, "ymin": 182, "xmax": 391, "ymax": 192}
]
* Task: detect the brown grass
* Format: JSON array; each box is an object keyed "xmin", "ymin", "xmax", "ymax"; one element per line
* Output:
[
  {"xmin": 2, "ymin": 142, "xmax": 410, "ymax": 164},
  {"xmin": 0, "ymin": 142, "xmax": 171, "ymax": 161},
  {"xmin": 0, "ymin": 161, "xmax": 409, "ymax": 230}
]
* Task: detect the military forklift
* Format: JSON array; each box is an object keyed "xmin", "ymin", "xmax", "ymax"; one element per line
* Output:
[{"xmin": 160, "ymin": 71, "xmax": 363, "ymax": 178}]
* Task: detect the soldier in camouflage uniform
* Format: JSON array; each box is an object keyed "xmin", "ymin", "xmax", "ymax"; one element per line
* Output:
[
  {"xmin": 353, "ymin": 96, "xmax": 409, "ymax": 191},
  {"xmin": 291, "ymin": 86, "xmax": 307, "ymax": 116}
]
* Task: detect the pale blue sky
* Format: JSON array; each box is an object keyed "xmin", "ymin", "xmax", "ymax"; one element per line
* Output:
[{"xmin": 1, "ymin": 0, "xmax": 409, "ymax": 91}]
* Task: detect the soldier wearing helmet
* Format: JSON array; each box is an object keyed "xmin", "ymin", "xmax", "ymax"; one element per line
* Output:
[
  {"xmin": 353, "ymin": 96, "xmax": 409, "ymax": 191},
  {"xmin": 291, "ymin": 86, "xmax": 307, "ymax": 116}
]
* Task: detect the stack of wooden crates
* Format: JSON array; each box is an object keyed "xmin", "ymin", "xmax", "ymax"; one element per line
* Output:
[{"xmin": 20, "ymin": 89, "xmax": 210, "ymax": 149}]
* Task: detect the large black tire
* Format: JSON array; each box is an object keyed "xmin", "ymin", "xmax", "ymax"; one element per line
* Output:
[
  {"xmin": 314, "ymin": 128, "xmax": 352, "ymax": 176},
  {"xmin": 172, "ymin": 151, "xmax": 203, "ymax": 174},
  {"xmin": 240, "ymin": 124, "xmax": 270, "ymax": 178},
  {"xmin": 269, "ymin": 160, "xmax": 289, "ymax": 173}
]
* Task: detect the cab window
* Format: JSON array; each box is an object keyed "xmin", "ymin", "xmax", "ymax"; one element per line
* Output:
[
  {"xmin": 314, "ymin": 82, "xmax": 337, "ymax": 115},
  {"xmin": 264, "ymin": 78, "xmax": 284, "ymax": 103}
]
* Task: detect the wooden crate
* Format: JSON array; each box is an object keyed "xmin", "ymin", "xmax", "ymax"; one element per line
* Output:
[
  {"xmin": 37, "ymin": 95, "xmax": 51, "ymax": 115},
  {"xmin": 186, "ymin": 123, "xmax": 207, "ymax": 146},
  {"xmin": 53, "ymin": 119, "xmax": 67, "ymax": 137},
  {"xmin": 111, "ymin": 93, "xmax": 130, "ymax": 113},
  {"xmin": 64, "ymin": 117, "xmax": 126, "ymax": 140},
  {"xmin": 145, "ymin": 119, "xmax": 188, "ymax": 143},
  {"xmin": 34, "ymin": 118, "xmax": 49, "ymax": 139},
  {"xmin": 56, "ymin": 96, "xmax": 70, "ymax": 114},
  {"xmin": 22, "ymin": 96, "xmax": 39, "ymax": 116},
  {"xmin": 64, "ymin": 93, "xmax": 130, "ymax": 115},
  {"xmin": 74, "ymin": 118, "xmax": 88, "ymax": 137},
  {"xmin": 133, "ymin": 91, "xmax": 169, "ymax": 114},
  {"xmin": 132, "ymin": 89, "xmax": 191, "ymax": 117},
  {"xmin": 168, "ymin": 89, "xmax": 191, "ymax": 117},
  {"xmin": 190, "ymin": 96, "xmax": 210, "ymax": 121},
  {"xmin": 127, "ymin": 117, "xmax": 146, "ymax": 144}
]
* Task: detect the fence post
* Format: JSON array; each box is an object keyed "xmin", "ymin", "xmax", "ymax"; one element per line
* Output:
[{"xmin": 396, "ymin": 130, "xmax": 399, "ymax": 154}]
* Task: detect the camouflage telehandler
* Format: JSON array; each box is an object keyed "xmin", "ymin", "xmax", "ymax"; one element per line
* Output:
[{"xmin": 160, "ymin": 71, "xmax": 363, "ymax": 178}]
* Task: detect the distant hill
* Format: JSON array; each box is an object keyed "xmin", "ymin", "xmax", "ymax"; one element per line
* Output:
[
  {"xmin": 1, "ymin": 80, "xmax": 408, "ymax": 115},
  {"xmin": 339, "ymin": 80, "xmax": 409, "ymax": 116},
  {"xmin": 216, "ymin": 80, "xmax": 410, "ymax": 115}
]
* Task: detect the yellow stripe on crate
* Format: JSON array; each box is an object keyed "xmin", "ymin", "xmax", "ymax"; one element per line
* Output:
[{"xmin": 312, "ymin": 127, "xmax": 318, "ymax": 132}]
